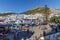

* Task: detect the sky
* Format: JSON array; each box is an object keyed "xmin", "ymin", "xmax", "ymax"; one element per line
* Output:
[{"xmin": 0, "ymin": 0, "xmax": 60, "ymax": 13}]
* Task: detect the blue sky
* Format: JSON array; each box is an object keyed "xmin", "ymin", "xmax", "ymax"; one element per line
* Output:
[{"xmin": 0, "ymin": 0, "xmax": 60, "ymax": 13}]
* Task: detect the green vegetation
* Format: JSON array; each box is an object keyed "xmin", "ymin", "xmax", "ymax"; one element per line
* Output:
[
  {"xmin": 22, "ymin": 7, "xmax": 44, "ymax": 15},
  {"xmin": 50, "ymin": 16, "xmax": 60, "ymax": 23},
  {"xmin": 22, "ymin": 5, "xmax": 50, "ymax": 22},
  {"xmin": 0, "ymin": 12, "xmax": 15, "ymax": 16},
  {"xmin": 22, "ymin": 5, "xmax": 50, "ymax": 15},
  {"xmin": 43, "ymin": 5, "xmax": 50, "ymax": 22}
]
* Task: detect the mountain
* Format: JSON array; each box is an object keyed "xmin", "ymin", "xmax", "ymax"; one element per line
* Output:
[
  {"xmin": 21, "ymin": 6, "xmax": 60, "ymax": 15},
  {"xmin": 0, "ymin": 12, "xmax": 15, "ymax": 16},
  {"xmin": 21, "ymin": 6, "xmax": 45, "ymax": 15}
]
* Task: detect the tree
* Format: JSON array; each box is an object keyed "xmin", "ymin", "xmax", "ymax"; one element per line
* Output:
[
  {"xmin": 44, "ymin": 5, "xmax": 50, "ymax": 22},
  {"xmin": 50, "ymin": 16, "xmax": 56, "ymax": 22},
  {"xmin": 0, "ymin": 12, "xmax": 15, "ymax": 16},
  {"xmin": 50, "ymin": 16, "xmax": 60, "ymax": 23}
]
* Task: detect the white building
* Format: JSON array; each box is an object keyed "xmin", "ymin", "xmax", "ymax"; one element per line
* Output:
[{"xmin": 0, "ymin": 13, "xmax": 44, "ymax": 23}]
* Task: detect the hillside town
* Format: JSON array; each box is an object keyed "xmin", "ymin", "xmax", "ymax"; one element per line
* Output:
[
  {"xmin": 0, "ymin": 12, "xmax": 60, "ymax": 40},
  {"xmin": 0, "ymin": 0, "xmax": 60, "ymax": 40},
  {"xmin": 0, "ymin": 12, "xmax": 60, "ymax": 23}
]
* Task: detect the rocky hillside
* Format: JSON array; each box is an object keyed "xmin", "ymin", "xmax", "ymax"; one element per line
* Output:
[
  {"xmin": 21, "ymin": 6, "xmax": 45, "ymax": 14},
  {"xmin": 50, "ymin": 8, "xmax": 60, "ymax": 14},
  {"xmin": 21, "ymin": 6, "xmax": 60, "ymax": 15}
]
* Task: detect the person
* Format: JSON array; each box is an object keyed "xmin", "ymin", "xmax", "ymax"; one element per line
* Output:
[
  {"xmin": 43, "ymin": 31, "xmax": 46, "ymax": 36},
  {"xmin": 40, "ymin": 34, "xmax": 42, "ymax": 37},
  {"xmin": 27, "ymin": 29, "xmax": 29, "ymax": 33},
  {"xmin": 35, "ymin": 36, "xmax": 38, "ymax": 40},
  {"xmin": 26, "ymin": 38, "xmax": 29, "ymax": 40},
  {"xmin": 33, "ymin": 36, "xmax": 38, "ymax": 40},
  {"xmin": 39, "ymin": 26, "xmax": 40, "ymax": 29},
  {"xmin": 21, "ymin": 38, "xmax": 24, "ymax": 40}
]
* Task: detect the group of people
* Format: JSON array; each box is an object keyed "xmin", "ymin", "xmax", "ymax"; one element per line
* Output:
[
  {"xmin": 33, "ymin": 36, "xmax": 39, "ymax": 40},
  {"xmin": 21, "ymin": 38, "xmax": 31, "ymax": 40},
  {"xmin": 21, "ymin": 36, "xmax": 38, "ymax": 40}
]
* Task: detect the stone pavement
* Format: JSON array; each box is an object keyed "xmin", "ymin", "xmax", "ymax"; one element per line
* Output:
[
  {"xmin": 29, "ymin": 26, "xmax": 43, "ymax": 40},
  {"xmin": 29, "ymin": 25, "xmax": 52, "ymax": 40}
]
